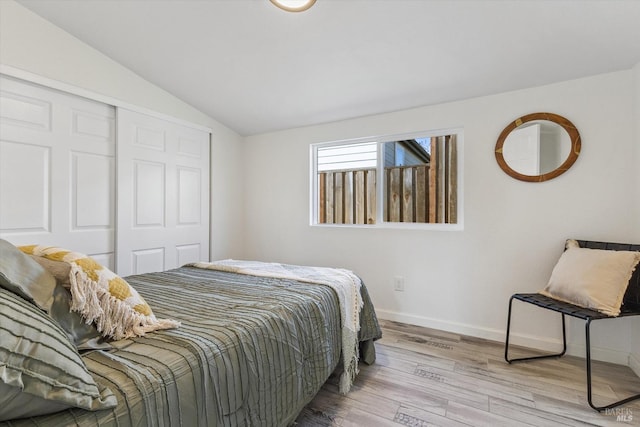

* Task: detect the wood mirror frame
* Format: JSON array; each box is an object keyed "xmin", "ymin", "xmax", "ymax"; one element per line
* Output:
[{"xmin": 495, "ymin": 112, "xmax": 581, "ymax": 182}]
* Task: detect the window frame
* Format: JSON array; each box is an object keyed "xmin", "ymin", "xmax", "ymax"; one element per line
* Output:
[{"xmin": 310, "ymin": 128, "xmax": 464, "ymax": 230}]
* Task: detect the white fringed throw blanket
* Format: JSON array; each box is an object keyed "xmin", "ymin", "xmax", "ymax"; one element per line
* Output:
[
  {"xmin": 189, "ymin": 259, "xmax": 364, "ymax": 394},
  {"xmin": 20, "ymin": 245, "xmax": 180, "ymax": 340}
]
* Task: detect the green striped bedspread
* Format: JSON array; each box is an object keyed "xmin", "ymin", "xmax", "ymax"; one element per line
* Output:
[{"xmin": 3, "ymin": 266, "xmax": 381, "ymax": 427}]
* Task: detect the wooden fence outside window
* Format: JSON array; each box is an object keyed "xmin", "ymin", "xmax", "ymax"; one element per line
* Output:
[
  {"xmin": 318, "ymin": 135, "xmax": 457, "ymax": 225},
  {"xmin": 318, "ymin": 168, "xmax": 377, "ymax": 224}
]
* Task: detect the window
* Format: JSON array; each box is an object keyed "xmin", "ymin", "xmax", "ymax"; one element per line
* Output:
[{"xmin": 311, "ymin": 130, "xmax": 462, "ymax": 228}]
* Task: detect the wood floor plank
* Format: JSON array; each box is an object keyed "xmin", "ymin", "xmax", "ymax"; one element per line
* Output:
[
  {"xmin": 350, "ymin": 372, "xmax": 451, "ymax": 416},
  {"xmin": 341, "ymin": 407, "xmax": 402, "ymax": 427},
  {"xmin": 374, "ymin": 366, "xmax": 490, "ymax": 411},
  {"xmin": 295, "ymin": 321, "xmax": 640, "ymax": 426},
  {"xmin": 488, "ymin": 397, "xmax": 601, "ymax": 427},
  {"xmin": 394, "ymin": 403, "xmax": 471, "ymax": 427},
  {"xmin": 319, "ymin": 381, "xmax": 408, "ymax": 420},
  {"xmin": 376, "ymin": 344, "xmax": 457, "ymax": 372},
  {"xmin": 445, "ymin": 400, "xmax": 534, "ymax": 427},
  {"xmin": 532, "ymin": 394, "xmax": 636, "ymax": 426},
  {"xmin": 379, "ymin": 320, "xmax": 462, "ymax": 343},
  {"xmin": 454, "ymin": 358, "xmax": 586, "ymax": 406}
]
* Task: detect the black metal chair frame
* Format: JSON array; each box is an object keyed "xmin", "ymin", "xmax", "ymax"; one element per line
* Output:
[{"xmin": 504, "ymin": 240, "xmax": 640, "ymax": 412}]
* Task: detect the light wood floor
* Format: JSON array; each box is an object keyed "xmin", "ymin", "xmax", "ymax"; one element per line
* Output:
[{"xmin": 295, "ymin": 320, "xmax": 640, "ymax": 427}]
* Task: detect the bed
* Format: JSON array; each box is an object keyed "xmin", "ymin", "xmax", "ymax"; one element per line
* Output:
[{"xmin": 0, "ymin": 241, "xmax": 381, "ymax": 426}]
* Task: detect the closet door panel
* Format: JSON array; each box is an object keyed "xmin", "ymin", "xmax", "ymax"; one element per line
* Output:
[
  {"xmin": 117, "ymin": 108, "xmax": 209, "ymax": 276},
  {"xmin": 0, "ymin": 89, "xmax": 52, "ymax": 133},
  {"xmin": 0, "ymin": 141, "xmax": 50, "ymax": 233},
  {"xmin": 0, "ymin": 76, "xmax": 115, "ymax": 260},
  {"xmin": 134, "ymin": 160, "xmax": 166, "ymax": 227},
  {"xmin": 173, "ymin": 125, "xmax": 209, "ymax": 269},
  {"xmin": 132, "ymin": 247, "xmax": 166, "ymax": 275},
  {"xmin": 176, "ymin": 244, "xmax": 201, "ymax": 267},
  {"xmin": 72, "ymin": 108, "xmax": 114, "ymax": 142},
  {"xmin": 72, "ymin": 152, "xmax": 114, "ymax": 228}
]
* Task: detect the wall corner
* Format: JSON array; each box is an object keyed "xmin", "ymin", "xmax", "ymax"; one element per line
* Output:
[
  {"xmin": 634, "ymin": 62, "xmax": 640, "ymax": 232},
  {"xmin": 632, "ymin": 61, "xmax": 640, "ymax": 372}
]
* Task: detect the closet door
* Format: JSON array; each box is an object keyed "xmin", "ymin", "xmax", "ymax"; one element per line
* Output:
[
  {"xmin": 116, "ymin": 108, "xmax": 209, "ymax": 276},
  {"xmin": 0, "ymin": 76, "xmax": 116, "ymax": 268}
]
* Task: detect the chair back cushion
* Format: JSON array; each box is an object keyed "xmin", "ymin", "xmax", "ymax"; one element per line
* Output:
[{"xmin": 576, "ymin": 240, "xmax": 640, "ymax": 312}]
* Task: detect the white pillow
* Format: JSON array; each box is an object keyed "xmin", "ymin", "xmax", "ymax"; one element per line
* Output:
[{"xmin": 539, "ymin": 240, "xmax": 640, "ymax": 316}]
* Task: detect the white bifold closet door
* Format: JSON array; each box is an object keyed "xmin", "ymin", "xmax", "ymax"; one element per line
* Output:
[
  {"xmin": 116, "ymin": 108, "xmax": 210, "ymax": 276},
  {"xmin": 0, "ymin": 75, "xmax": 116, "ymax": 269}
]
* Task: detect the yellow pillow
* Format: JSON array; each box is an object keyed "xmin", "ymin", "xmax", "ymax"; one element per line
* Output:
[
  {"xmin": 19, "ymin": 245, "xmax": 179, "ymax": 340},
  {"xmin": 539, "ymin": 240, "xmax": 640, "ymax": 316}
]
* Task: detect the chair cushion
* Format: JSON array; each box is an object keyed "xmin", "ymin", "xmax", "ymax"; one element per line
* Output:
[
  {"xmin": 540, "ymin": 239, "xmax": 640, "ymax": 316},
  {"xmin": 576, "ymin": 240, "xmax": 640, "ymax": 312}
]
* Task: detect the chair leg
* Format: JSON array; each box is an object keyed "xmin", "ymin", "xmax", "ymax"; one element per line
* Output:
[
  {"xmin": 505, "ymin": 296, "xmax": 567, "ymax": 363},
  {"xmin": 585, "ymin": 319, "xmax": 640, "ymax": 412}
]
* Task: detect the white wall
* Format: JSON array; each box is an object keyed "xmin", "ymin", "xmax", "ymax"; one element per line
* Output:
[
  {"xmin": 244, "ymin": 70, "xmax": 638, "ymax": 364},
  {"xmin": 0, "ymin": 0, "xmax": 245, "ymax": 260}
]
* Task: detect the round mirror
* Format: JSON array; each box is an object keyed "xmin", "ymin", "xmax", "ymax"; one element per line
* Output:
[{"xmin": 495, "ymin": 112, "xmax": 581, "ymax": 182}]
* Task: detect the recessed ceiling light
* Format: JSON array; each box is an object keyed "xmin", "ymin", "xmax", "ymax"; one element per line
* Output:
[{"xmin": 270, "ymin": 0, "xmax": 316, "ymax": 13}]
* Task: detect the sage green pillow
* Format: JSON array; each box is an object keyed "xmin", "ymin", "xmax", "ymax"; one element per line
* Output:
[
  {"xmin": 0, "ymin": 240, "xmax": 109, "ymax": 351},
  {"xmin": 0, "ymin": 239, "xmax": 57, "ymax": 312},
  {"xmin": 49, "ymin": 284, "xmax": 112, "ymax": 351},
  {"xmin": 0, "ymin": 287, "xmax": 116, "ymax": 421}
]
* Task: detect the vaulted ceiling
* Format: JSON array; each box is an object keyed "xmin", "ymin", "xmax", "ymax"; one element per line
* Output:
[{"xmin": 18, "ymin": 0, "xmax": 640, "ymax": 136}]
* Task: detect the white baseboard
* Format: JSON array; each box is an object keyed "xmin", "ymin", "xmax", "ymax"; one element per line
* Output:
[
  {"xmin": 565, "ymin": 343, "xmax": 630, "ymax": 366},
  {"xmin": 376, "ymin": 309, "xmax": 632, "ymax": 366},
  {"xmin": 376, "ymin": 309, "xmax": 561, "ymax": 351}
]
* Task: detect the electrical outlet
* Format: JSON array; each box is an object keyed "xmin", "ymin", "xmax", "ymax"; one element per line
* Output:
[{"xmin": 393, "ymin": 276, "xmax": 405, "ymax": 291}]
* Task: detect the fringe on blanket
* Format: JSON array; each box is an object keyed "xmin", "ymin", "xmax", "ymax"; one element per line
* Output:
[
  {"xmin": 339, "ymin": 329, "xmax": 360, "ymax": 394},
  {"xmin": 69, "ymin": 264, "xmax": 180, "ymax": 340}
]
